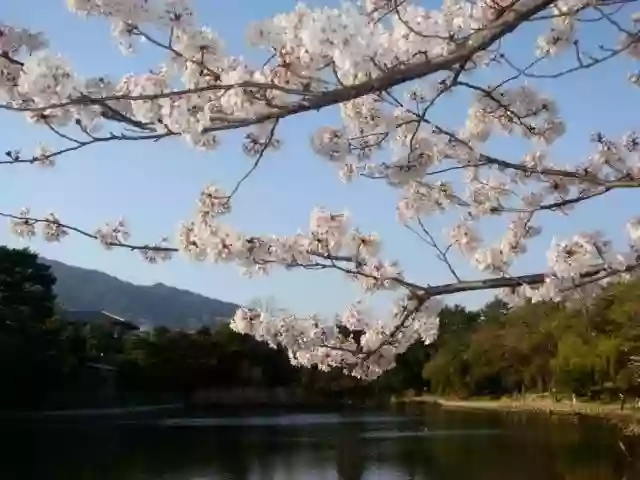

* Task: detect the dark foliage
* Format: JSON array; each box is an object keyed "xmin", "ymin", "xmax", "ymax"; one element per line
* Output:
[
  {"xmin": 3, "ymin": 246, "xmax": 640, "ymax": 410},
  {"xmin": 0, "ymin": 247, "xmax": 58, "ymax": 408}
]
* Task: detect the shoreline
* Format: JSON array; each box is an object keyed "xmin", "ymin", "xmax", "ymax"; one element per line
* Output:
[{"xmin": 394, "ymin": 395, "xmax": 640, "ymax": 434}]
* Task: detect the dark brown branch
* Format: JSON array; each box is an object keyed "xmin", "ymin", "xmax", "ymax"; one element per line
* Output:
[
  {"xmin": 426, "ymin": 261, "xmax": 640, "ymax": 297},
  {"xmin": 227, "ymin": 121, "xmax": 279, "ymax": 201},
  {"xmin": 0, "ymin": 131, "xmax": 170, "ymax": 165},
  {"xmin": 0, "ymin": 212, "xmax": 175, "ymax": 253},
  {"xmin": 2, "ymin": 205, "xmax": 637, "ymax": 302},
  {"xmin": 0, "ymin": 0, "xmax": 555, "ymax": 134},
  {"xmin": 500, "ymin": 41, "xmax": 634, "ymax": 80}
]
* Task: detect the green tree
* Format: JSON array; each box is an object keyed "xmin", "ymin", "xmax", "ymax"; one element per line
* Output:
[
  {"xmin": 0, "ymin": 247, "xmax": 58, "ymax": 408},
  {"xmin": 551, "ymin": 334, "xmax": 594, "ymax": 395},
  {"xmin": 0, "ymin": 246, "xmax": 56, "ymax": 334}
]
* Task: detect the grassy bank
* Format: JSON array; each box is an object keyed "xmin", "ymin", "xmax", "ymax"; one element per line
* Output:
[{"xmin": 394, "ymin": 394, "xmax": 640, "ymax": 435}]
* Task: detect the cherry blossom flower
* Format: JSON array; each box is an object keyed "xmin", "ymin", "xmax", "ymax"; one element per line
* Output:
[{"xmin": 2, "ymin": 0, "xmax": 640, "ymax": 378}]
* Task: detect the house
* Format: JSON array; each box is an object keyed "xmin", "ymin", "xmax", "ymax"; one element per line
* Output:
[
  {"xmin": 64, "ymin": 310, "xmax": 141, "ymax": 399},
  {"xmin": 64, "ymin": 309, "xmax": 140, "ymax": 338}
]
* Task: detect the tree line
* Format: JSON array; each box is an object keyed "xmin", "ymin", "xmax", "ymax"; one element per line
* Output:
[
  {"xmin": 1, "ymin": 245, "xmax": 639, "ymax": 410},
  {"xmin": 378, "ymin": 285, "xmax": 640, "ymax": 402},
  {"xmin": 0, "ymin": 246, "xmax": 366, "ymax": 409}
]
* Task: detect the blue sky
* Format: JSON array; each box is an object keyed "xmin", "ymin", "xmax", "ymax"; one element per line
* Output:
[{"xmin": 0, "ymin": 1, "xmax": 637, "ymax": 317}]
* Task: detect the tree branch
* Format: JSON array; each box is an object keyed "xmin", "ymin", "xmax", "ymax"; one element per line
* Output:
[
  {"xmin": 0, "ymin": 0, "xmax": 555, "ymax": 134},
  {"xmin": 3, "ymin": 206, "xmax": 637, "ymax": 302}
]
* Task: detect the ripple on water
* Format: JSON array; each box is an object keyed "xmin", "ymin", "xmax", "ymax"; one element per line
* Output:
[
  {"xmin": 360, "ymin": 429, "xmax": 503, "ymax": 439},
  {"xmin": 152, "ymin": 413, "xmax": 411, "ymax": 428}
]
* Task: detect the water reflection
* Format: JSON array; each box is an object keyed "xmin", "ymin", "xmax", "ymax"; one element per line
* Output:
[
  {"xmin": 155, "ymin": 413, "xmax": 407, "ymax": 428},
  {"xmin": 361, "ymin": 429, "xmax": 502, "ymax": 439},
  {"xmin": 0, "ymin": 407, "xmax": 633, "ymax": 479}
]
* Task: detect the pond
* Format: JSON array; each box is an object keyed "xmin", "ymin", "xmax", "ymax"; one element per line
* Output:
[{"xmin": 0, "ymin": 405, "xmax": 635, "ymax": 479}]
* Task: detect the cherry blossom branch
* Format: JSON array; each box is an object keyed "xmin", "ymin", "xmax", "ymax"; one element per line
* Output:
[
  {"xmin": 500, "ymin": 41, "xmax": 636, "ymax": 80},
  {"xmin": 0, "ymin": 52, "xmax": 23, "ymax": 67},
  {"xmin": 0, "ymin": 212, "xmax": 175, "ymax": 253},
  {"xmin": 218, "ymin": 0, "xmax": 554, "ymax": 129},
  {"xmin": 227, "ymin": 120, "xmax": 279, "ymax": 201},
  {"xmin": 0, "ymin": 0, "xmax": 555, "ymax": 131},
  {"xmin": 0, "ymin": 80, "xmax": 318, "ymax": 115},
  {"xmin": 5, "ymin": 210, "xmax": 638, "ymax": 301},
  {"xmin": 428, "ymin": 260, "xmax": 640, "ymax": 297},
  {"xmin": 409, "ymin": 117, "xmax": 637, "ymax": 186},
  {"xmin": 404, "ymin": 219, "xmax": 461, "ymax": 282},
  {"xmin": 0, "ymin": 130, "xmax": 170, "ymax": 166},
  {"xmin": 2, "ymin": 0, "xmax": 639, "ymax": 379}
]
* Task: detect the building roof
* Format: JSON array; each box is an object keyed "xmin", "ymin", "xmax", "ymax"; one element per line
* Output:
[
  {"xmin": 64, "ymin": 309, "xmax": 140, "ymax": 331},
  {"xmin": 86, "ymin": 362, "xmax": 118, "ymax": 371}
]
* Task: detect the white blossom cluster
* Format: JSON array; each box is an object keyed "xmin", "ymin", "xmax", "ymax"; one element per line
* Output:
[
  {"xmin": 177, "ymin": 184, "xmax": 441, "ymax": 378},
  {"xmin": 230, "ymin": 296, "xmax": 441, "ymax": 380},
  {"xmin": 178, "ymin": 184, "xmax": 404, "ymax": 288},
  {"xmin": 2, "ymin": 0, "xmax": 640, "ymax": 378}
]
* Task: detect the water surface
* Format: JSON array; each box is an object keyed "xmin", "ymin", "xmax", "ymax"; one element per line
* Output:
[{"xmin": 0, "ymin": 406, "xmax": 633, "ymax": 479}]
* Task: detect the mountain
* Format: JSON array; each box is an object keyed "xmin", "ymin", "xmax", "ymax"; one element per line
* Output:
[{"xmin": 41, "ymin": 258, "xmax": 239, "ymax": 330}]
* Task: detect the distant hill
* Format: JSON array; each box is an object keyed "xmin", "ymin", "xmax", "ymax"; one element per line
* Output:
[{"xmin": 41, "ymin": 258, "xmax": 239, "ymax": 330}]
